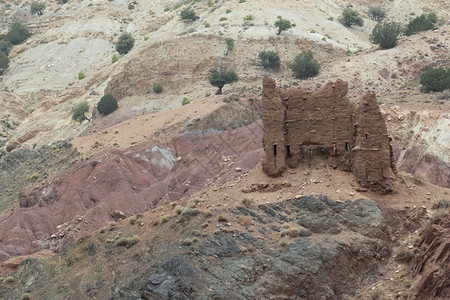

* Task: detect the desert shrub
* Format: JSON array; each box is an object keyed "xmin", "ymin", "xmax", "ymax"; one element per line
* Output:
[
  {"xmin": 340, "ymin": 8, "xmax": 363, "ymax": 27},
  {"xmin": 0, "ymin": 39, "xmax": 13, "ymax": 55},
  {"xmin": 225, "ymin": 37, "xmax": 234, "ymax": 55},
  {"xmin": 153, "ymin": 83, "xmax": 163, "ymax": 93},
  {"xmin": 217, "ymin": 214, "xmax": 228, "ymax": 222},
  {"xmin": 370, "ymin": 21, "xmax": 404, "ymax": 49},
  {"xmin": 179, "ymin": 238, "xmax": 193, "ymax": 246},
  {"xmin": 97, "ymin": 94, "xmax": 118, "ymax": 115},
  {"xmin": 245, "ymin": 14, "xmax": 253, "ymax": 21},
  {"xmin": 128, "ymin": 216, "xmax": 137, "ymax": 225},
  {"xmin": 72, "ymin": 101, "xmax": 90, "ymax": 122},
  {"xmin": 274, "ymin": 16, "xmax": 296, "ymax": 35},
  {"xmin": 160, "ymin": 215, "xmax": 170, "ymax": 223},
  {"xmin": 182, "ymin": 97, "xmax": 190, "ymax": 105},
  {"xmin": 204, "ymin": 22, "xmax": 211, "ymax": 28},
  {"xmin": 419, "ymin": 67, "xmax": 450, "ymax": 92},
  {"xmin": 181, "ymin": 7, "xmax": 196, "ymax": 20},
  {"xmin": 226, "ymin": 9, "xmax": 231, "ymax": 13},
  {"xmin": 242, "ymin": 198, "xmax": 253, "ymax": 208},
  {"xmin": 182, "ymin": 207, "xmax": 200, "ymax": 216},
  {"xmin": 30, "ymin": 2, "xmax": 46, "ymax": 15},
  {"xmin": 173, "ymin": 206, "xmax": 183, "ymax": 215},
  {"xmin": 405, "ymin": 12, "xmax": 437, "ymax": 36},
  {"xmin": 394, "ymin": 249, "xmax": 414, "ymax": 263},
  {"xmin": 116, "ymin": 235, "xmax": 140, "ymax": 248},
  {"xmin": 327, "ymin": 16, "xmax": 334, "ymax": 21},
  {"xmin": 5, "ymin": 276, "xmax": 14, "ymax": 283},
  {"xmin": 432, "ymin": 199, "xmax": 450, "ymax": 210},
  {"xmin": 289, "ymin": 50, "xmax": 320, "ymax": 79},
  {"xmin": 111, "ymin": 54, "xmax": 119, "ymax": 63},
  {"xmin": 115, "ymin": 32, "xmax": 134, "ymax": 55},
  {"xmin": 0, "ymin": 52, "xmax": 10, "ymax": 75},
  {"xmin": 219, "ymin": 17, "xmax": 227, "ymax": 21},
  {"xmin": 203, "ymin": 210, "xmax": 213, "ymax": 217},
  {"xmin": 6, "ymin": 22, "xmax": 31, "ymax": 45},
  {"xmin": 259, "ymin": 50, "xmax": 280, "ymax": 69},
  {"xmin": 78, "ymin": 70, "xmax": 85, "ymax": 80},
  {"xmin": 209, "ymin": 67, "xmax": 239, "ymax": 95},
  {"xmin": 368, "ymin": 7, "xmax": 386, "ymax": 22},
  {"xmin": 412, "ymin": 172, "xmax": 427, "ymax": 185},
  {"xmin": 192, "ymin": 229, "xmax": 201, "ymax": 237}
]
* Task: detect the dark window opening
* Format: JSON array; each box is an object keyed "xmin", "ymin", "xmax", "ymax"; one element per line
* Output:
[
  {"xmin": 345, "ymin": 142, "xmax": 349, "ymax": 151},
  {"xmin": 365, "ymin": 134, "xmax": 368, "ymax": 141},
  {"xmin": 273, "ymin": 145, "xmax": 277, "ymax": 156},
  {"xmin": 286, "ymin": 145, "xmax": 291, "ymax": 157}
]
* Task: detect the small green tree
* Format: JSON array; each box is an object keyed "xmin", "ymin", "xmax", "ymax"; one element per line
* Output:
[
  {"xmin": 153, "ymin": 84, "xmax": 163, "ymax": 94},
  {"xmin": 419, "ymin": 67, "xmax": 450, "ymax": 93},
  {"xmin": 225, "ymin": 38, "xmax": 234, "ymax": 55},
  {"xmin": 111, "ymin": 54, "xmax": 119, "ymax": 63},
  {"xmin": 405, "ymin": 13, "xmax": 437, "ymax": 36},
  {"xmin": 208, "ymin": 67, "xmax": 239, "ymax": 95},
  {"xmin": 180, "ymin": 7, "xmax": 196, "ymax": 20},
  {"xmin": 97, "ymin": 94, "xmax": 118, "ymax": 115},
  {"xmin": 115, "ymin": 32, "xmax": 135, "ymax": 55},
  {"xmin": 370, "ymin": 22, "xmax": 403, "ymax": 49},
  {"xmin": 274, "ymin": 16, "xmax": 296, "ymax": 35},
  {"xmin": 368, "ymin": 7, "xmax": 386, "ymax": 22},
  {"xmin": 182, "ymin": 97, "xmax": 190, "ymax": 105},
  {"xmin": 289, "ymin": 50, "xmax": 320, "ymax": 79},
  {"xmin": 6, "ymin": 22, "xmax": 31, "ymax": 45},
  {"xmin": 78, "ymin": 71, "xmax": 86, "ymax": 80},
  {"xmin": 0, "ymin": 39, "xmax": 13, "ymax": 55},
  {"xmin": 30, "ymin": 2, "xmax": 46, "ymax": 16},
  {"xmin": 72, "ymin": 101, "xmax": 90, "ymax": 122},
  {"xmin": 258, "ymin": 50, "xmax": 280, "ymax": 69},
  {"xmin": 0, "ymin": 52, "xmax": 10, "ymax": 75},
  {"xmin": 340, "ymin": 8, "xmax": 364, "ymax": 27}
]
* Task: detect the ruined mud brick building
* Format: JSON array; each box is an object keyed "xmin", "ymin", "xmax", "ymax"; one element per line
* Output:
[{"xmin": 261, "ymin": 76, "xmax": 396, "ymax": 194}]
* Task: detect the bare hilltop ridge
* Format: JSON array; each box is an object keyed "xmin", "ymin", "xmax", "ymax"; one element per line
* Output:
[{"xmin": 0, "ymin": 0, "xmax": 449, "ymax": 299}]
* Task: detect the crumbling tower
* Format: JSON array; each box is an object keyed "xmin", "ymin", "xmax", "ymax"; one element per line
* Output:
[
  {"xmin": 260, "ymin": 76, "xmax": 396, "ymax": 194},
  {"xmin": 353, "ymin": 93, "xmax": 396, "ymax": 193}
]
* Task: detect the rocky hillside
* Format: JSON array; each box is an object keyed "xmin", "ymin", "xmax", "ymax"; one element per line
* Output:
[{"xmin": 0, "ymin": 0, "xmax": 448, "ymax": 299}]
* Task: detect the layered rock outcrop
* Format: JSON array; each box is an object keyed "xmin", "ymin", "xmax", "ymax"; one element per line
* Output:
[
  {"xmin": 412, "ymin": 213, "xmax": 450, "ymax": 300},
  {"xmin": 261, "ymin": 76, "xmax": 396, "ymax": 194}
]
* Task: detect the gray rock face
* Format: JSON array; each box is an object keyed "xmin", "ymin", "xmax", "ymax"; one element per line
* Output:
[
  {"xmin": 0, "ymin": 195, "xmax": 390, "ymax": 300},
  {"xmin": 137, "ymin": 196, "xmax": 390, "ymax": 300}
]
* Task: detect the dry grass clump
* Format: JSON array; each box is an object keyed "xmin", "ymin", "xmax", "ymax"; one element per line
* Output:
[
  {"xmin": 160, "ymin": 215, "xmax": 170, "ymax": 224},
  {"xmin": 411, "ymin": 172, "xmax": 427, "ymax": 185},
  {"xmin": 179, "ymin": 238, "xmax": 194, "ymax": 246},
  {"xmin": 431, "ymin": 199, "xmax": 450, "ymax": 218},
  {"xmin": 116, "ymin": 236, "xmax": 140, "ymax": 248},
  {"xmin": 182, "ymin": 207, "xmax": 200, "ymax": 216}
]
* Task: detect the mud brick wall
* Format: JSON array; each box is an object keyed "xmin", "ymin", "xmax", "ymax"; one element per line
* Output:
[
  {"xmin": 260, "ymin": 76, "xmax": 396, "ymax": 194},
  {"xmin": 261, "ymin": 76, "xmax": 286, "ymax": 176},
  {"xmin": 353, "ymin": 93, "xmax": 396, "ymax": 193}
]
